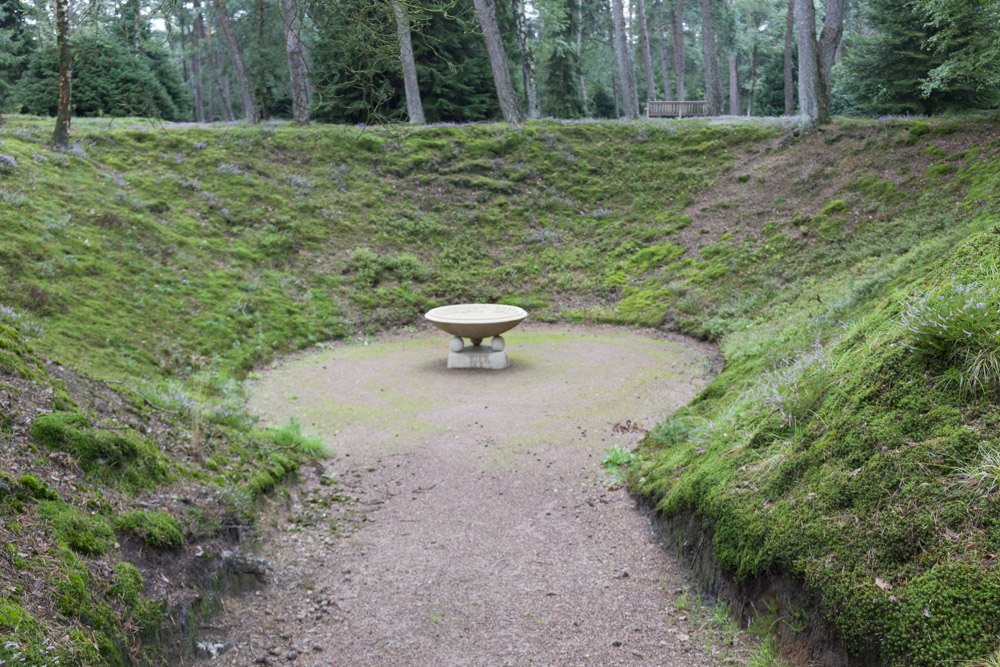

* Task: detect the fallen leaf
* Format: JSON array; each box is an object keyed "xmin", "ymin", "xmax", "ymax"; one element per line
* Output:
[{"xmin": 875, "ymin": 578, "xmax": 892, "ymax": 591}]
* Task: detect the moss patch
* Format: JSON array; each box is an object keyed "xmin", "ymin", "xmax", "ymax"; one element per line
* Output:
[
  {"xmin": 30, "ymin": 412, "xmax": 169, "ymax": 491},
  {"xmin": 114, "ymin": 510, "xmax": 183, "ymax": 549}
]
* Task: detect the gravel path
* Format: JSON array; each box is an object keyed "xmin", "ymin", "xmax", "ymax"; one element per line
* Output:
[{"xmin": 195, "ymin": 324, "xmax": 726, "ymax": 666}]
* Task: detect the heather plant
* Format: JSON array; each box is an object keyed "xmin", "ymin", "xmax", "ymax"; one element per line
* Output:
[
  {"xmin": 744, "ymin": 341, "xmax": 832, "ymax": 428},
  {"xmin": 899, "ymin": 280, "xmax": 1000, "ymax": 396}
]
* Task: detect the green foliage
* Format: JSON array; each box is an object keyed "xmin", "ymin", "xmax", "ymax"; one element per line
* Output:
[
  {"xmin": 246, "ymin": 451, "xmax": 299, "ymax": 498},
  {"xmin": 0, "ymin": 0, "xmax": 30, "ymax": 111},
  {"xmin": 18, "ymin": 474, "xmax": 59, "ymax": 500},
  {"xmin": 39, "ymin": 500, "xmax": 115, "ymax": 555},
  {"xmin": 113, "ymin": 510, "xmax": 183, "ymax": 549},
  {"xmin": 915, "ymin": 0, "xmax": 1000, "ymax": 101},
  {"xmin": 51, "ymin": 548, "xmax": 165, "ymax": 663},
  {"xmin": 30, "ymin": 412, "xmax": 169, "ymax": 491},
  {"xmin": 14, "ymin": 33, "xmax": 191, "ymax": 120},
  {"xmin": 267, "ymin": 416, "xmax": 328, "ymax": 457},
  {"xmin": 835, "ymin": 0, "xmax": 1000, "ymax": 115},
  {"xmin": 309, "ymin": 0, "xmax": 499, "ymax": 123},
  {"xmin": 0, "ymin": 599, "xmax": 60, "ymax": 667},
  {"xmin": 540, "ymin": 0, "xmax": 584, "ymax": 118},
  {"xmin": 602, "ymin": 445, "xmax": 636, "ymax": 470},
  {"xmin": 899, "ymin": 278, "xmax": 1000, "ymax": 396}
]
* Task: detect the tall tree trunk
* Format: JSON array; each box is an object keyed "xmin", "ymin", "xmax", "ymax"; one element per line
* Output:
[
  {"xmin": 282, "ymin": 0, "xmax": 314, "ymax": 123},
  {"xmin": 672, "ymin": 1, "xmax": 684, "ymax": 100},
  {"xmin": 795, "ymin": 0, "xmax": 843, "ymax": 124},
  {"xmin": 635, "ymin": 0, "xmax": 655, "ymax": 101},
  {"xmin": 472, "ymin": 0, "xmax": 522, "ymax": 122},
  {"xmin": 728, "ymin": 52, "xmax": 739, "ymax": 115},
  {"xmin": 132, "ymin": 0, "xmax": 141, "ymax": 56},
  {"xmin": 784, "ymin": 0, "xmax": 794, "ymax": 115},
  {"xmin": 611, "ymin": 0, "xmax": 639, "ymax": 117},
  {"xmin": 207, "ymin": 35, "xmax": 235, "ymax": 121},
  {"xmin": 511, "ymin": 0, "xmax": 538, "ymax": 118},
  {"xmin": 575, "ymin": 0, "xmax": 587, "ymax": 111},
  {"xmin": 747, "ymin": 42, "xmax": 759, "ymax": 116},
  {"xmin": 212, "ymin": 0, "xmax": 258, "ymax": 122},
  {"xmin": 52, "ymin": 0, "xmax": 71, "ymax": 147},
  {"xmin": 257, "ymin": 0, "xmax": 268, "ymax": 119},
  {"xmin": 612, "ymin": 71, "xmax": 620, "ymax": 117},
  {"xmin": 700, "ymin": 0, "xmax": 722, "ymax": 114},
  {"xmin": 656, "ymin": 0, "xmax": 671, "ymax": 100},
  {"xmin": 192, "ymin": 0, "xmax": 206, "ymax": 122}
]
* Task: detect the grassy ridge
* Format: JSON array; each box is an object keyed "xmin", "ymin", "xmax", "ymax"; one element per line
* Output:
[
  {"xmin": 1, "ymin": 115, "xmax": 998, "ymax": 664},
  {"xmin": 634, "ymin": 124, "xmax": 1000, "ymax": 664}
]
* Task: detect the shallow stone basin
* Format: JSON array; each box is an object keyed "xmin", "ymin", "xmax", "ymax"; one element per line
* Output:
[{"xmin": 424, "ymin": 304, "xmax": 528, "ymax": 340}]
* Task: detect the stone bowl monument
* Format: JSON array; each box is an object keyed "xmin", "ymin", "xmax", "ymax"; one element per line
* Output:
[{"xmin": 424, "ymin": 304, "xmax": 527, "ymax": 369}]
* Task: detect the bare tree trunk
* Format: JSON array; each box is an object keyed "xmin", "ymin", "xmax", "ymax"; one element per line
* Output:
[
  {"xmin": 784, "ymin": 0, "xmax": 793, "ymax": 115},
  {"xmin": 656, "ymin": 0, "xmax": 671, "ymax": 100},
  {"xmin": 747, "ymin": 42, "xmax": 759, "ymax": 115},
  {"xmin": 282, "ymin": 0, "xmax": 314, "ymax": 123},
  {"xmin": 728, "ymin": 52, "xmax": 739, "ymax": 115},
  {"xmin": 52, "ymin": 0, "xmax": 71, "ymax": 147},
  {"xmin": 795, "ymin": 0, "xmax": 843, "ymax": 124},
  {"xmin": 612, "ymin": 71, "xmax": 620, "ymax": 117},
  {"xmin": 212, "ymin": 0, "xmax": 258, "ymax": 122},
  {"xmin": 635, "ymin": 0, "xmax": 655, "ymax": 101},
  {"xmin": 511, "ymin": 0, "xmax": 538, "ymax": 118},
  {"xmin": 700, "ymin": 0, "xmax": 722, "ymax": 114},
  {"xmin": 257, "ymin": 0, "xmax": 268, "ymax": 119},
  {"xmin": 576, "ymin": 0, "xmax": 588, "ymax": 111},
  {"xmin": 192, "ymin": 0, "xmax": 206, "ymax": 122},
  {"xmin": 672, "ymin": 1, "xmax": 684, "ymax": 100},
  {"xmin": 473, "ymin": 0, "xmax": 522, "ymax": 122},
  {"xmin": 207, "ymin": 34, "xmax": 235, "ymax": 121},
  {"xmin": 611, "ymin": 0, "xmax": 639, "ymax": 117},
  {"xmin": 132, "ymin": 0, "xmax": 141, "ymax": 56}
]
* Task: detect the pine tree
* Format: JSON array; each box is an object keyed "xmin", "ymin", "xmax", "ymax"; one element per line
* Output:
[
  {"xmin": 0, "ymin": 0, "xmax": 30, "ymax": 111},
  {"xmin": 836, "ymin": 0, "xmax": 999, "ymax": 115},
  {"xmin": 16, "ymin": 34, "xmax": 191, "ymax": 120},
  {"xmin": 309, "ymin": 0, "xmax": 500, "ymax": 123},
  {"xmin": 541, "ymin": 0, "xmax": 584, "ymax": 117}
]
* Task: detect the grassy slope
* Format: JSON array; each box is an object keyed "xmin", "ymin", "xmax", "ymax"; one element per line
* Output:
[{"xmin": 0, "ymin": 115, "xmax": 998, "ymax": 664}]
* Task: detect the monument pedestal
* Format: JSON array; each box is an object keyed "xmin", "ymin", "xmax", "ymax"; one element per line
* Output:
[
  {"xmin": 424, "ymin": 304, "xmax": 527, "ymax": 371},
  {"xmin": 448, "ymin": 346, "xmax": 509, "ymax": 370}
]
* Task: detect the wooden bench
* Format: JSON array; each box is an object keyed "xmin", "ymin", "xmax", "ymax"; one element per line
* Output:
[{"xmin": 646, "ymin": 101, "xmax": 711, "ymax": 118}]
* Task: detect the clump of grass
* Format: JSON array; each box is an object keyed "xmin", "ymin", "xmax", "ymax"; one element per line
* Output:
[
  {"xmin": 899, "ymin": 280, "xmax": 1000, "ymax": 397},
  {"xmin": 956, "ymin": 444, "xmax": 1000, "ymax": 496},
  {"xmin": 602, "ymin": 446, "xmax": 636, "ymax": 477},
  {"xmin": 747, "ymin": 636, "xmax": 789, "ymax": 667},
  {"xmin": 268, "ymin": 416, "xmax": 328, "ymax": 457}
]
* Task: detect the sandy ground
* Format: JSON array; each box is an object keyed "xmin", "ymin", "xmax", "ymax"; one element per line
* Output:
[{"xmin": 193, "ymin": 324, "xmax": 727, "ymax": 666}]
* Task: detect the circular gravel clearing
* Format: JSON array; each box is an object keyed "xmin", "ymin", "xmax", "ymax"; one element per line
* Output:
[{"xmin": 211, "ymin": 324, "xmax": 720, "ymax": 665}]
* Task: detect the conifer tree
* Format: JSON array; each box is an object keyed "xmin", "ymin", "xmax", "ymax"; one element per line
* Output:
[{"xmin": 542, "ymin": 0, "xmax": 584, "ymax": 117}]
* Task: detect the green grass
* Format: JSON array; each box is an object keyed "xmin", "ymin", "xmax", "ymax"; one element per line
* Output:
[
  {"xmin": 1, "ymin": 114, "xmax": 999, "ymax": 665},
  {"xmin": 113, "ymin": 510, "xmax": 183, "ymax": 549}
]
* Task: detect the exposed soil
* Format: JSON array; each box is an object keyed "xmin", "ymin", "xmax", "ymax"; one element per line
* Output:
[{"xmin": 188, "ymin": 323, "xmax": 743, "ymax": 665}]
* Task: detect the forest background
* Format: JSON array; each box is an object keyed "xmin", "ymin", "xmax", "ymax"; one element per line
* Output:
[{"xmin": 1, "ymin": 0, "xmax": 999, "ymax": 135}]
